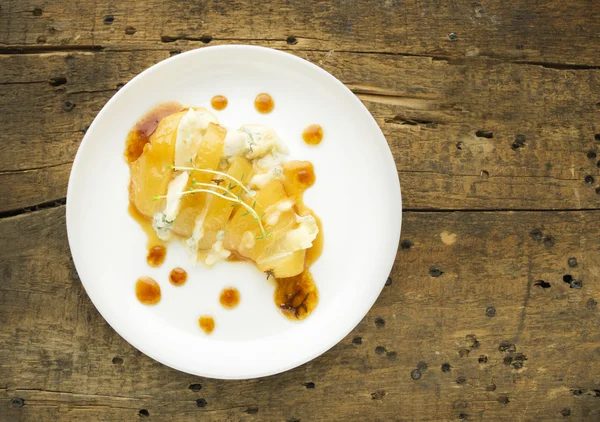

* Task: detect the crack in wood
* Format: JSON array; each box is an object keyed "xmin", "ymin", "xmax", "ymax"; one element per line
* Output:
[
  {"xmin": 0, "ymin": 197, "xmax": 66, "ymax": 219},
  {"xmin": 0, "ymin": 45, "xmax": 104, "ymax": 55}
]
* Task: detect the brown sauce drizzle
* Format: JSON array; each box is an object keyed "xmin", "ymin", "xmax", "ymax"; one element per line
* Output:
[
  {"xmin": 302, "ymin": 124, "xmax": 323, "ymax": 145},
  {"xmin": 135, "ymin": 277, "xmax": 161, "ymax": 305},
  {"xmin": 169, "ymin": 267, "xmax": 188, "ymax": 286},
  {"xmin": 211, "ymin": 95, "xmax": 228, "ymax": 111},
  {"xmin": 220, "ymin": 287, "xmax": 240, "ymax": 309},
  {"xmin": 272, "ymin": 161, "xmax": 323, "ymax": 320},
  {"xmin": 275, "ymin": 270, "xmax": 318, "ymax": 320},
  {"xmin": 124, "ymin": 101, "xmax": 183, "ymax": 163},
  {"xmin": 254, "ymin": 93, "xmax": 274, "ymax": 114},
  {"xmin": 198, "ymin": 316, "xmax": 215, "ymax": 334},
  {"xmin": 128, "ymin": 203, "xmax": 167, "ymax": 266}
]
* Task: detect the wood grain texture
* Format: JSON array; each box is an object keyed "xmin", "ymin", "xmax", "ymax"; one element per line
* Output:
[
  {"xmin": 1, "ymin": 0, "xmax": 600, "ymax": 66},
  {"xmin": 2, "ymin": 1, "xmax": 600, "ymax": 421},
  {"xmin": 1, "ymin": 207, "xmax": 599, "ymax": 421},
  {"xmin": 1, "ymin": 49, "xmax": 600, "ymax": 212}
]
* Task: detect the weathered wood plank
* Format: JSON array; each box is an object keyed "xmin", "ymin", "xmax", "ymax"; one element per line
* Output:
[
  {"xmin": 1, "ymin": 0, "xmax": 600, "ymax": 66},
  {"xmin": 1, "ymin": 207, "xmax": 598, "ymax": 421},
  {"xmin": 1, "ymin": 50, "xmax": 600, "ymax": 213}
]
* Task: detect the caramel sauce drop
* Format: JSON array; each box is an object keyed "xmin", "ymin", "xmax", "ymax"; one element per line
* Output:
[
  {"xmin": 147, "ymin": 246, "xmax": 166, "ymax": 267},
  {"xmin": 135, "ymin": 277, "xmax": 161, "ymax": 305},
  {"xmin": 124, "ymin": 102, "xmax": 183, "ymax": 163},
  {"xmin": 220, "ymin": 287, "xmax": 241, "ymax": 309},
  {"xmin": 254, "ymin": 93, "xmax": 274, "ymax": 114},
  {"xmin": 275, "ymin": 270, "xmax": 318, "ymax": 320},
  {"xmin": 198, "ymin": 316, "xmax": 215, "ymax": 334},
  {"xmin": 302, "ymin": 124, "xmax": 323, "ymax": 145},
  {"xmin": 169, "ymin": 267, "xmax": 188, "ymax": 286},
  {"xmin": 211, "ymin": 95, "xmax": 228, "ymax": 111}
]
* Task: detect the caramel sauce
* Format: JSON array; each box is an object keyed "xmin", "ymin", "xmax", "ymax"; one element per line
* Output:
[
  {"xmin": 254, "ymin": 93, "xmax": 274, "ymax": 114},
  {"xmin": 198, "ymin": 315, "xmax": 215, "ymax": 334},
  {"xmin": 220, "ymin": 287, "xmax": 240, "ymax": 309},
  {"xmin": 211, "ymin": 95, "xmax": 228, "ymax": 111},
  {"xmin": 169, "ymin": 267, "xmax": 188, "ymax": 286},
  {"xmin": 147, "ymin": 246, "xmax": 166, "ymax": 267},
  {"xmin": 128, "ymin": 203, "xmax": 167, "ymax": 266},
  {"xmin": 302, "ymin": 124, "xmax": 323, "ymax": 145},
  {"xmin": 273, "ymin": 161, "xmax": 323, "ymax": 320},
  {"xmin": 135, "ymin": 277, "xmax": 161, "ymax": 305},
  {"xmin": 275, "ymin": 270, "xmax": 318, "ymax": 320},
  {"xmin": 124, "ymin": 102, "xmax": 183, "ymax": 163}
]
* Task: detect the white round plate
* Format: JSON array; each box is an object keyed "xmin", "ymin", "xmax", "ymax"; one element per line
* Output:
[{"xmin": 67, "ymin": 45, "xmax": 401, "ymax": 379}]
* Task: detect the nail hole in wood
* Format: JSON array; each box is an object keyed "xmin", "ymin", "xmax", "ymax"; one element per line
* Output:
[
  {"xmin": 138, "ymin": 409, "xmax": 149, "ymax": 417},
  {"xmin": 456, "ymin": 141, "xmax": 465, "ymax": 150},
  {"xmin": 570, "ymin": 279, "xmax": 582, "ymax": 289},
  {"xmin": 200, "ymin": 35, "xmax": 212, "ymax": 44},
  {"xmin": 530, "ymin": 228, "xmax": 543, "ymax": 241},
  {"xmin": 587, "ymin": 298, "xmax": 598, "ymax": 309},
  {"xmin": 429, "ymin": 266, "xmax": 443, "ymax": 277},
  {"xmin": 63, "ymin": 100, "xmax": 75, "ymax": 112},
  {"xmin": 534, "ymin": 280, "xmax": 551, "ymax": 288},
  {"xmin": 568, "ymin": 257, "xmax": 578, "ymax": 267},
  {"xmin": 511, "ymin": 134, "xmax": 526, "ymax": 150},
  {"xmin": 375, "ymin": 346, "xmax": 386, "ymax": 355},
  {"xmin": 11, "ymin": 398, "xmax": 24, "ymax": 408},
  {"xmin": 49, "ymin": 76, "xmax": 67, "ymax": 86},
  {"xmin": 112, "ymin": 356, "xmax": 123, "ymax": 365},
  {"xmin": 485, "ymin": 307, "xmax": 496, "ymax": 317},
  {"xmin": 587, "ymin": 151, "xmax": 597, "ymax": 159},
  {"xmin": 33, "ymin": 8, "xmax": 42, "ymax": 16},
  {"xmin": 498, "ymin": 341, "xmax": 516, "ymax": 352},
  {"xmin": 441, "ymin": 363, "xmax": 452, "ymax": 372},
  {"xmin": 375, "ymin": 317, "xmax": 385, "ymax": 328},
  {"xmin": 411, "ymin": 369, "xmax": 422, "ymax": 380},
  {"xmin": 497, "ymin": 395, "xmax": 510, "ymax": 405},
  {"xmin": 371, "ymin": 390, "xmax": 386, "ymax": 399},
  {"xmin": 475, "ymin": 130, "xmax": 493, "ymax": 138},
  {"xmin": 196, "ymin": 398, "xmax": 207, "ymax": 408},
  {"xmin": 486, "ymin": 384, "xmax": 496, "ymax": 391},
  {"xmin": 352, "ymin": 336, "xmax": 362, "ymax": 345},
  {"xmin": 103, "ymin": 15, "xmax": 114, "ymax": 25},
  {"xmin": 189, "ymin": 383, "xmax": 202, "ymax": 392},
  {"xmin": 125, "ymin": 26, "xmax": 136, "ymax": 35},
  {"xmin": 561, "ymin": 408, "xmax": 571, "ymax": 417},
  {"xmin": 246, "ymin": 407, "xmax": 259, "ymax": 414},
  {"xmin": 584, "ymin": 175, "xmax": 595, "ymax": 185},
  {"xmin": 303, "ymin": 382, "xmax": 315, "ymax": 389},
  {"xmin": 563, "ymin": 274, "xmax": 573, "ymax": 284},
  {"xmin": 456, "ymin": 376, "xmax": 466, "ymax": 385},
  {"xmin": 385, "ymin": 277, "xmax": 392, "ymax": 286},
  {"xmin": 286, "ymin": 36, "xmax": 298, "ymax": 45},
  {"xmin": 595, "ymin": 134, "xmax": 600, "ymax": 142},
  {"xmin": 478, "ymin": 355, "xmax": 488, "ymax": 364},
  {"xmin": 417, "ymin": 361, "xmax": 428, "ymax": 370},
  {"xmin": 36, "ymin": 36, "xmax": 47, "ymax": 44},
  {"xmin": 448, "ymin": 32, "xmax": 459, "ymax": 41},
  {"xmin": 400, "ymin": 239, "xmax": 413, "ymax": 250}
]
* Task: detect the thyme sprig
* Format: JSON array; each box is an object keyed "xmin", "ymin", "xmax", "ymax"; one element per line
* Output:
[{"xmin": 154, "ymin": 166, "xmax": 271, "ymax": 240}]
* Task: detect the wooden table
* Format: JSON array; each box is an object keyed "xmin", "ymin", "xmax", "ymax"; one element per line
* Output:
[{"xmin": 1, "ymin": 1, "xmax": 600, "ymax": 420}]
